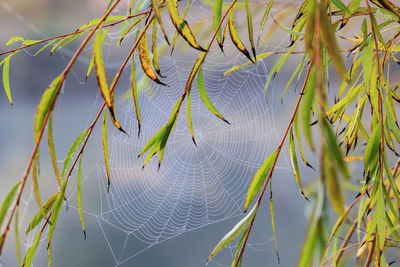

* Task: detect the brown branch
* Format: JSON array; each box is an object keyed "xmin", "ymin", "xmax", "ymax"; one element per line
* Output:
[
  {"xmin": 0, "ymin": 8, "xmax": 159, "ymax": 57},
  {"xmin": 0, "ymin": 0, "xmax": 123, "ymax": 254},
  {"xmin": 235, "ymin": 62, "xmax": 313, "ymax": 267}
]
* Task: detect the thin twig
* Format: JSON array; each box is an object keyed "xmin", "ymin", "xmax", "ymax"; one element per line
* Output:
[
  {"xmin": 0, "ymin": 0, "xmax": 123, "ymax": 254},
  {"xmin": 235, "ymin": 63, "xmax": 313, "ymax": 267}
]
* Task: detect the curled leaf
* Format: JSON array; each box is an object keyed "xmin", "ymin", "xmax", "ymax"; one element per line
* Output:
[
  {"xmin": 228, "ymin": 6, "xmax": 254, "ymax": 63},
  {"xmin": 138, "ymin": 31, "xmax": 166, "ymax": 85},
  {"xmin": 2, "ymin": 53, "xmax": 14, "ymax": 105},
  {"xmin": 168, "ymin": 0, "xmax": 206, "ymax": 52}
]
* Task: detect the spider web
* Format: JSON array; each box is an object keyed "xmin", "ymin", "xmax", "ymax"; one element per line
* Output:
[{"xmin": 1, "ymin": 1, "xmax": 298, "ymax": 266}]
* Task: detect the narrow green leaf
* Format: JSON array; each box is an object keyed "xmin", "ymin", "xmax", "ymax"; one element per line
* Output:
[
  {"xmin": 34, "ymin": 39, "xmax": 59, "ymax": 56},
  {"xmin": 94, "ymin": 27, "xmax": 123, "ymax": 131},
  {"xmin": 269, "ymin": 182, "xmax": 280, "ymax": 263},
  {"xmin": 102, "ymin": 110, "xmax": 111, "ymax": 191},
  {"xmin": 34, "ymin": 75, "xmax": 63, "ymax": 141},
  {"xmin": 138, "ymin": 31, "xmax": 165, "ymax": 85},
  {"xmin": 323, "ymin": 147, "xmax": 345, "ymax": 215},
  {"xmin": 168, "ymin": 0, "xmax": 206, "ymax": 52},
  {"xmin": 363, "ymin": 125, "xmax": 381, "ymax": 176},
  {"xmin": 257, "ymin": 0, "xmax": 275, "ymax": 46},
  {"xmin": 214, "ymin": 0, "xmax": 223, "ymax": 48},
  {"xmin": 2, "ymin": 53, "xmax": 13, "ymax": 105},
  {"xmin": 376, "ymin": 181, "xmax": 386, "ymax": 251},
  {"xmin": 48, "ymin": 178, "xmax": 69, "ymax": 265},
  {"xmin": 6, "ymin": 36, "xmax": 39, "ymax": 46},
  {"xmin": 77, "ymin": 156, "xmax": 86, "ymax": 239},
  {"xmin": 207, "ymin": 203, "xmax": 259, "ymax": 261},
  {"xmin": 170, "ymin": 0, "xmax": 193, "ymax": 55},
  {"xmin": 47, "ymin": 115, "xmax": 61, "ymax": 187},
  {"xmin": 61, "ymin": 130, "xmax": 88, "ymax": 180},
  {"xmin": 244, "ymin": 0, "xmax": 256, "ymax": 59},
  {"xmin": 138, "ymin": 126, "xmax": 166, "ymax": 157},
  {"xmin": 0, "ymin": 181, "xmax": 21, "ymax": 228},
  {"xmin": 228, "ymin": 6, "xmax": 253, "ymax": 63},
  {"xmin": 15, "ymin": 207, "xmax": 21, "ymax": 267},
  {"xmin": 151, "ymin": 0, "xmax": 170, "ymax": 45},
  {"xmin": 322, "ymin": 119, "xmax": 350, "ymax": 179},
  {"xmin": 22, "ymin": 230, "xmax": 42, "ymax": 267},
  {"xmin": 231, "ymin": 229, "xmax": 248, "ymax": 267},
  {"xmin": 244, "ymin": 150, "xmax": 278, "ymax": 211},
  {"xmin": 301, "ymin": 66, "xmax": 316, "ymax": 150},
  {"xmin": 197, "ymin": 67, "xmax": 229, "ymax": 124},
  {"xmin": 319, "ymin": 4, "xmax": 348, "ymax": 80},
  {"xmin": 187, "ymin": 85, "xmax": 195, "ymax": 145},
  {"xmin": 25, "ymin": 193, "xmax": 58, "ymax": 234},
  {"xmin": 289, "ymin": 127, "xmax": 307, "ymax": 199},
  {"xmin": 293, "ymin": 109, "xmax": 312, "ymax": 168}
]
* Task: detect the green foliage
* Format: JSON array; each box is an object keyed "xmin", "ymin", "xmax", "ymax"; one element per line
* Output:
[{"xmin": 1, "ymin": 0, "xmax": 400, "ymax": 266}]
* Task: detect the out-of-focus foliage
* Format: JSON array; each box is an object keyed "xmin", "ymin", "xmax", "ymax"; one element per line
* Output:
[{"xmin": 1, "ymin": 0, "xmax": 400, "ymax": 266}]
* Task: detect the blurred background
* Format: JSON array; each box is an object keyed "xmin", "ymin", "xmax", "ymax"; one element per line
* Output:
[{"xmin": 0, "ymin": 1, "xmax": 322, "ymax": 266}]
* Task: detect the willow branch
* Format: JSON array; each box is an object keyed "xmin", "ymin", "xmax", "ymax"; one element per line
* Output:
[{"xmin": 0, "ymin": 0, "xmax": 123, "ymax": 254}]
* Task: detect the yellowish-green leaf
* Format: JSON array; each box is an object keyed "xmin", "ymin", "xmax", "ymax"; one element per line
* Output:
[
  {"xmin": 138, "ymin": 31, "xmax": 166, "ymax": 85},
  {"xmin": 244, "ymin": 150, "xmax": 278, "ymax": 211},
  {"xmin": 6, "ymin": 36, "xmax": 39, "ymax": 46},
  {"xmin": 187, "ymin": 85, "xmax": 195, "ymax": 145},
  {"xmin": 319, "ymin": 4, "xmax": 348, "ymax": 80},
  {"xmin": 151, "ymin": 0, "xmax": 170, "ymax": 45},
  {"xmin": 269, "ymin": 182, "xmax": 280, "ymax": 263},
  {"xmin": 223, "ymin": 52, "xmax": 272, "ymax": 76},
  {"xmin": 138, "ymin": 126, "xmax": 166, "ymax": 158},
  {"xmin": 102, "ymin": 110, "xmax": 111, "ymax": 191},
  {"xmin": 168, "ymin": 0, "xmax": 206, "ymax": 52},
  {"xmin": 228, "ymin": 6, "xmax": 253, "ymax": 63},
  {"xmin": 244, "ymin": 0, "xmax": 256, "ymax": 59},
  {"xmin": 170, "ymin": 0, "xmax": 193, "ymax": 55},
  {"xmin": 257, "ymin": 0, "xmax": 275, "ymax": 46},
  {"xmin": 48, "ymin": 177, "xmax": 69, "ymax": 265},
  {"xmin": 198, "ymin": 66, "xmax": 229, "ymax": 124},
  {"xmin": 47, "ymin": 115, "xmax": 61, "ymax": 187},
  {"xmin": 376, "ymin": 181, "xmax": 386, "ymax": 251},
  {"xmin": 34, "ymin": 75, "xmax": 63, "ymax": 141},
  {"xmin": 77, "ymin": 156, "xmax": 86, "ymax": 239},
  {"xmin": 22, "ymin": 229, "xmax": 42, "ymax": 267},
  {"xmin": 94, "ymin": 27, "xmax": 112, "ymax": 108},
  {"xmin": 294, "ymin": 109, "xmax": 313, "ymax": 168},
  {"xmin": 0, "ymin": 181, "xmax": 21, "ymax": 228},
  {"xmin": 214, "ymin": 0, "xmax": 223, "ymax": 49},
  {"xmin": 15, "ymin": 207, "xmax": 21, "ymax": 267},
  {"xmin": 301, "ymin": 66, "xmax": 316, "ymax": 150},
  {"xmin": 34, "ymin": 39, "xmax": 59, "ymax": 56},
  {"xmin": 322, "ymin": 119, "xmax": 350, "ymax": 179},
  {"xmin": 323, "ymin": 148, "xmax": 345, "ymax": 215},
  {"xmin": 32, "ymin": 157, "xmax": 44, "ymax": 219},
  {"xmin": 26, "ymin": 192, "xmax": 58, "ymax": 234},
  {"xmin": 363, "ymin": 125, "xmax": 381, "ymax": 177},
  {"xmin": 61, "ymin": 130, "xmax": 88, "ymax": 180},
  {"xmin": 2, "ymin": 53, "xmax": 14, "ymax": 105},
  {"xmin": 78, "ymin": 16, "xmax": 126, "ymax": 31},
  {"xmin": 207, "ymin": 203, "xmax": 258, "ymax": 261},
  {"xmin": 131, "ymin": 33, "xmax": 141, "ymax": 137},
  {"xmin": 289, "ymin": 127, "xmax": 307, "ymax": 199},
  {"xmin": 231, "ymin": 229, "xmax": 248, "ymax": 267}
]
